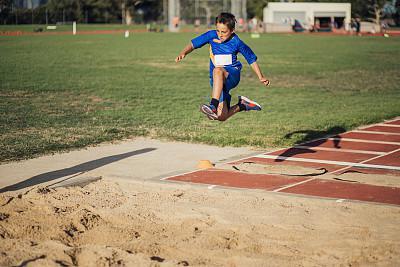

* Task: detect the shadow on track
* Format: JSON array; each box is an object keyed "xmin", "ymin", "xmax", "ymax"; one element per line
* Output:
[{"xmin": 275, "ymin": 126, "xmax": 346, "ymax": 162}]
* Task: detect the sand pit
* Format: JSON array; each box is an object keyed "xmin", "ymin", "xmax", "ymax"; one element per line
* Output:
[{"xmin": 1, "ymin": 177, "xmax": 399, "ymax": 266}]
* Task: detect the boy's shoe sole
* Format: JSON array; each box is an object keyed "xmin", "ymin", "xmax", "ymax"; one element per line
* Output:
[
  {"xmin": 239, "ymin": 96, "xmax": 262, "ymax": 111},
  {"xmin": 200, "ymin": 104, "xmax": 218, "ymax": 120}
]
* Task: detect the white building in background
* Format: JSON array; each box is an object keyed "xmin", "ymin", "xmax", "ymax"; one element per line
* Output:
[{"xmin": 263, "ymin": 2, "xmax": 351, "ymax": 33}]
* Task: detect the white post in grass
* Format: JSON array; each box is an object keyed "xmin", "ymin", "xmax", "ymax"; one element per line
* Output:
[{"xmin": 73, "ymin": 21, "xmax": 77, "ymax": 35}]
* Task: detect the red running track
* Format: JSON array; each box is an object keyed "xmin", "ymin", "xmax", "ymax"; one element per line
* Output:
[{"xmin": 164, "ymin": 118, "xmax": 400, "ymax": 206}]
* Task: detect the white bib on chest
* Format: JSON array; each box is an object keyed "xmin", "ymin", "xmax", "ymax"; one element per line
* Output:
[{"xmin": 214, "ymin": 54, "xmax": 232, "ymax": 66}]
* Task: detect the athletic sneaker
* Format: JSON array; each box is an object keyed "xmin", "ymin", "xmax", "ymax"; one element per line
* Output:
[
  {"xmin": 200, "ymin": 104, "xmax": 218, "ymax": 120},
  {"xmin": 238, "ymin": 95, "xmax": 262, "ymax": 111}
]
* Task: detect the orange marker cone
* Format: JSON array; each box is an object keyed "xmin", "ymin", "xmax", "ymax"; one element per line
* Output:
[{"xmin": 197, "ymin": 160, "xmax": 214, "ymax": 169}]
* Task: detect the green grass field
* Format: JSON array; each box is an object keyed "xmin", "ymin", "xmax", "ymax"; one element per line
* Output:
[{"xmin": 1, "ymin": 31, "xmax": 399, "ymax": 162}]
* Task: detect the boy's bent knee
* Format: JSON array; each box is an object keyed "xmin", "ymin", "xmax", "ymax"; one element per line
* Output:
[{"xmin": 217, "ymin": 115, "xmax": 228, "ymax": 122}]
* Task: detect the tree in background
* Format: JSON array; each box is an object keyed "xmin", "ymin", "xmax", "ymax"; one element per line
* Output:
[
  {"xmin": 128, "ymin": 0, "xmax": 162, "ymax": 24},
  {"xmin": 0, "ymin": 0, "xmax": 12, "ymax": 24},
  {"xmin": 0, "ymin": 0, "xmax": 163, "ymax": 24},
  {"xmin": 395, "ymin": 0, "xmax": 400, "ymax": 25},
  {"xmin": 80, "ymin": 0, "xmax": 121, "ymax": 23},
  {"xmin": 382, "ymin": 0, "xmax": 398, "ymax": 25},
  {"xmin": 247, "ymin": 0, "xmax": 268, "ymax": 20},
  {"xmin": 366, "ymin": 0, "xmax": 388, "ymax": 27},
  {"xmin": 0, "ymin": 0, "xmax": 11, "ymax": 12},
  {"xmin": 46, "ymin": 0, "xmax": 84, "ymax": 23}
]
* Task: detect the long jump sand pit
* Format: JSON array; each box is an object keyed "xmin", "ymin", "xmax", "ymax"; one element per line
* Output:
[{"xmin": 1, "ymin": 177, "xmax": 400, "ymax": 266}]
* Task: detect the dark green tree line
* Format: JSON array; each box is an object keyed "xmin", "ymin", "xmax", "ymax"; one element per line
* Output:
[{"xmin": 0, "ymin": 0, "xmax": 162, "ymax": 24}]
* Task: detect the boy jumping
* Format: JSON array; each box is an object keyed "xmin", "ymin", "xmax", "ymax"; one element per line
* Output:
[{"xmin": 175, "ymin": 12, "xmax": 270, "ymax": 121}]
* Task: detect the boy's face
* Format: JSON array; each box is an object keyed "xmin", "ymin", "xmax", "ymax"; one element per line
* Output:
[{"xmin": 216, "ymin": 23, "xmax": 233, "ymax": 42}]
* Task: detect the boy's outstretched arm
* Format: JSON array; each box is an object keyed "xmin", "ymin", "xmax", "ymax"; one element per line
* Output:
[
  {"xmin": 250, "ymin": 62, "xmax": 270, "ymax": 86},
  {"xmin": 175, "ymin": 43, "xmax": 194, "ymax": 62}
]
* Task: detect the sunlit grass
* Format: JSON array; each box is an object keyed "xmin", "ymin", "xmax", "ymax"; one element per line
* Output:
[{"xmin": 0, "ymin": 32, "xmax": 399, "ymax": 162}]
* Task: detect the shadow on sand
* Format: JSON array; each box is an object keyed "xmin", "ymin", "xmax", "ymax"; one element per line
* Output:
[
  {"xmin": 275, "ymin": 126, "xmax": 346, "ymax": 162},
  {"xmin": 0, "ymin": 148, "xmax": 156, "ymax": 193}
]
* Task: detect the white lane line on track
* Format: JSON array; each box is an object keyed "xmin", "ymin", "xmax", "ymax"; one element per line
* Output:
[
  {"xmin": 293, "ymin": 145, "xmax": 385, "ymax": 155},
  {"xmin": 253, "ymin": 154, "xmax": 400, "ymax": 171},
  {"xmin": 330, "ymin": 147, "xmax": 400, "ymax": 174},
  {"xmin": 159, "ymin": 170, "xmax": 199, "ymax": 180},
  {"xmin": 328, "ymin": 138, "xmax": 400, "ymax": 145},
  {"xmin": 358, "ymin": 117, "xmax": 400, "ymax": 129},
  {"xmin": 353, "ymin": 130, "xmax": 400, "ymax": 136},
  {"xmin": 273, "ymin": 178, "xmax": 316, "ymax": 192},
  {"xmin": 378, "ymin": 124, "xmax": 400, "ymax": 128},
  {"xmin": 383, "ymin": 117, "xmax": 400, "ymax": 123}
]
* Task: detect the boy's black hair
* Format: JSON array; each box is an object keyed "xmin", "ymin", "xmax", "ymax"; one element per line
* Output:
[{"xmin": 215, "ymin": 12, "xmax": 236, "ymax": 31}]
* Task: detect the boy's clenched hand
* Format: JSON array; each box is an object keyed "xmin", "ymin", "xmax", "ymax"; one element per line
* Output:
[
  {"xmin": 260, "ymin": 77, "xmax": 270, "ymax": 87},
  {"xmin": 175, "ymin": 54, "xmax": 186, "ymax": 62}
]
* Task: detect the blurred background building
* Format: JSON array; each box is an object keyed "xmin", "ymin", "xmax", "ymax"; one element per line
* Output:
[{"xmin": 263, "ymin": 2, "xmax": 351, "ymax": 32}]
